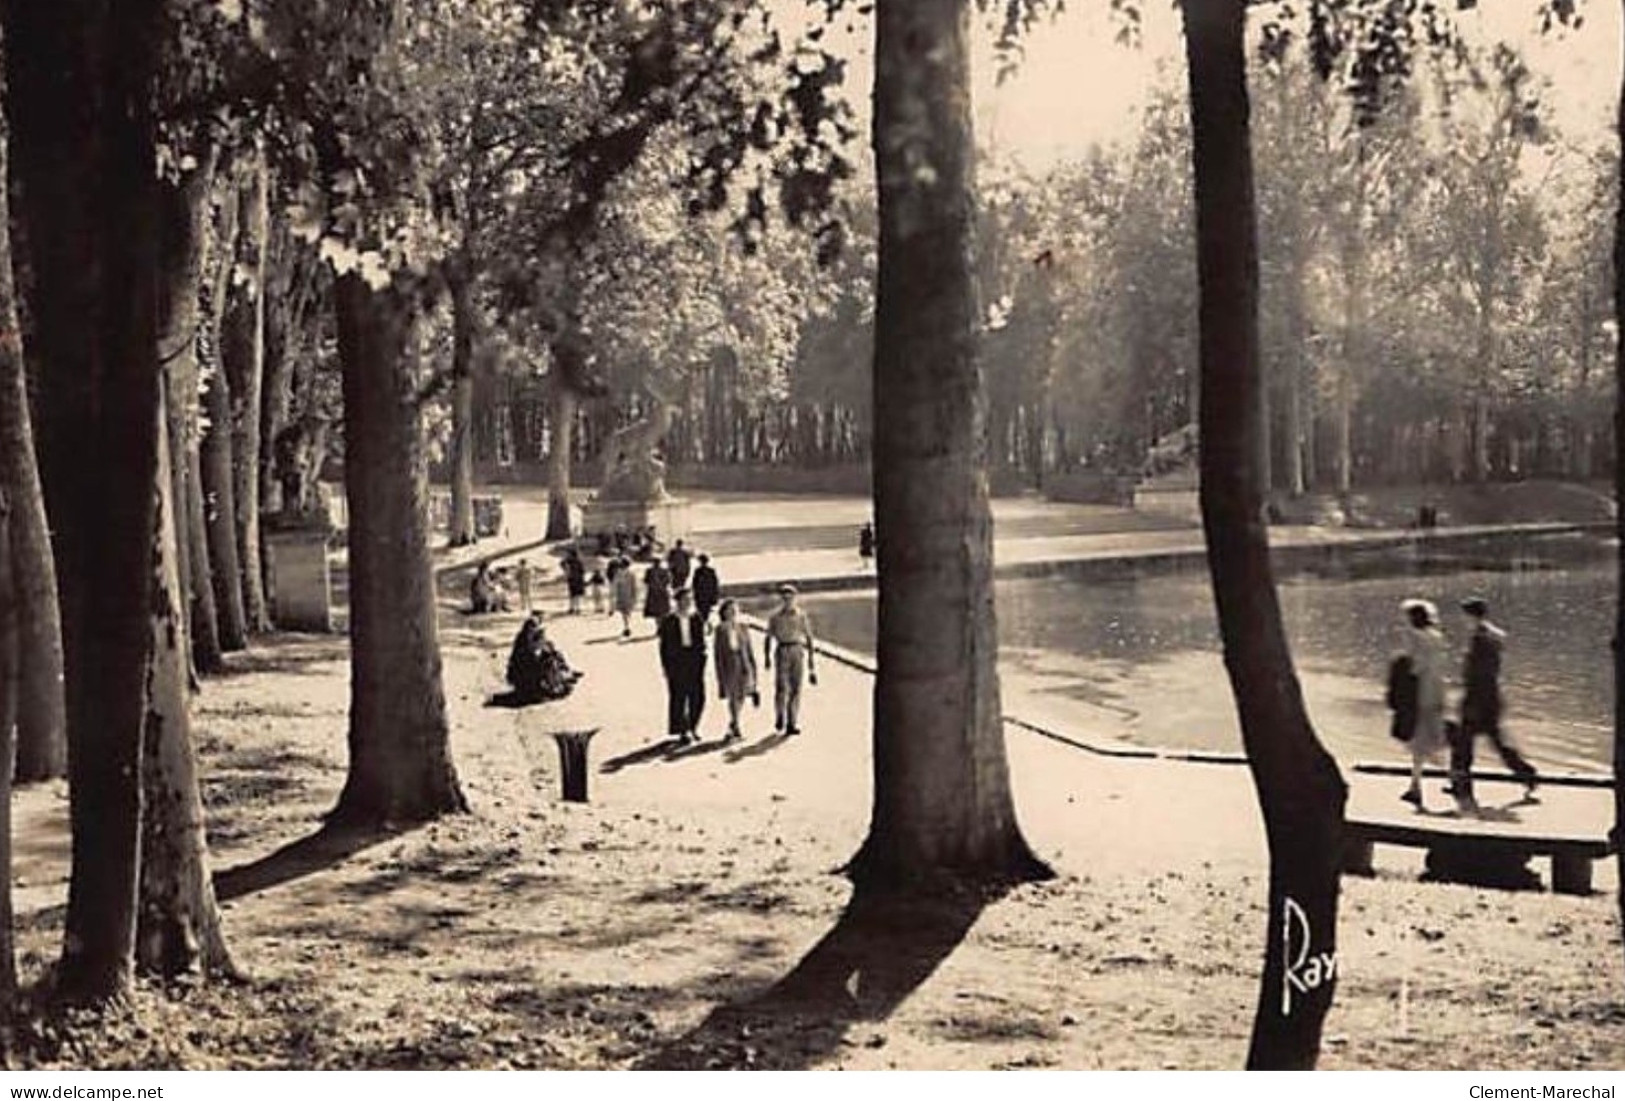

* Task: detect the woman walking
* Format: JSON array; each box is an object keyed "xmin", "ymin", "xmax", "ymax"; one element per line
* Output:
[
  {"xmin": 610, "ymin": 555, "xmax": 639, "ymax": 638},
  {"xmin": 1400, "ymin": 598, "xmax": 1448, "ymax": 809},
  {"xmin": 643, "ymin": 557, "xmax": 673, "ymax": 622},
  {"xmin": 713, "ymin": 600, "xmax": 758, "ymax": 741}
]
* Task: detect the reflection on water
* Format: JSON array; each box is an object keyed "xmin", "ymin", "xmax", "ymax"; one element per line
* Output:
[{"xmin": 798, "ymin": 532, "xmax": 1617, "ymax": 772}]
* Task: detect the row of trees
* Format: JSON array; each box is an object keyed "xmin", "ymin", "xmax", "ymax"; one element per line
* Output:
[{"xmin": 442, "ymin": 24, "xmax": 1615, "ymax": 514}]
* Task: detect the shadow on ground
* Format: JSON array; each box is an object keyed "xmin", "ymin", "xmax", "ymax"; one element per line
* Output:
[
  {"xmin": 215, "ymin": 822, "xmax": 416, "ymax": 903},
  {"xmin": 635, "ymin": 885, "xmax": 994, "ymax": 1070}
]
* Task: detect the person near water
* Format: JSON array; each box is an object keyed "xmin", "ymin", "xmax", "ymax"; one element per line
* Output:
[
  {"xmin": 1448, "ymin": 596, "xmax": 1539, "ymax": 804},
  {"xmin": 712, "ymin": 599, "xmax": 759, "ymax": 741},
  {"xmin": 858, "ymin": 521, "xmax": 876, "ymax": 570},
  {"xmin": 1399, "ymin": 598, "xmax": 1449, "ymax": 809},
  {"xmin": 763, "ymin": 583, "xmax": 818, "ymax": 736}
]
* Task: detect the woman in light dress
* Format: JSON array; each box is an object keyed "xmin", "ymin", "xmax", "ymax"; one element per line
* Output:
[{"xmin": 1400, "ymin": 598, "xmax": 1449, "ymax": 808}]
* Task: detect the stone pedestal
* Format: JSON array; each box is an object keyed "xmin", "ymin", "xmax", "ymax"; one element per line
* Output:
[
  {"xmin": 265, "ymin": 528, "xmax": 334, "ymax": 632},
  {"xmin": 580, "ymin": 496, "xmax": 692, "ymax": 544}
]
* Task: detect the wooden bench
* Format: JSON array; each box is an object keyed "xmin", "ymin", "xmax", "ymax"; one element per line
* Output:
[
  {"xmin": 1342, "ymin": 819, "xmax": 1610, "ymax": 895},
  {"xmin": 1343, "ymin": 769, "xmax": 1615, "ymax": 896}
]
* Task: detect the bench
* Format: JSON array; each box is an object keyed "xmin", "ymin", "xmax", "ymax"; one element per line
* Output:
[
  {"xmin": 1342, "ymin": 768, "xmax": 1615, "ymax": 895},
  {"xmin": 1342, "ymin": 819, "xmax": 1610, "ymax": 895}
]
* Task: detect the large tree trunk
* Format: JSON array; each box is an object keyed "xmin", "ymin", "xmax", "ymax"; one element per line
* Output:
[
  {"xmin": 446, "ymin": 262, "xmax": 477, "ymax": 547},
  {"xmin": 200, "ymin": 185, "xmax": 246, "ymax": 652},
  {"xmin": 1181, "ymin": 0, "xmax": 1347, "ymax": 1068},
  {"xmin": 137, "ymin": 379, "xmax": 236, "ymax": 979},
  {"xmin": 848, "ymin": 0, "xmax": 1049, "ymax": 891},
  {"xmin": 545, "ymin": 368, "xmax": 578, "ymax": 542},
  {"xmin": 330, "ymin": 274, "xmax": 467, "ymax": 826},
  {"xmin": 7, "ymin": 0, "xmax": 164, "ymax": 1006},
  {"xmin": 224, "ymin": 150, "xmax": 270, "ymax": 633},
  {"xmin": 157, "ymin": 152, "xmax": 218, "ymax": 692},
  {"xmin": 0, "ymin": 99, "xmax": 64, "ymax": 783}
]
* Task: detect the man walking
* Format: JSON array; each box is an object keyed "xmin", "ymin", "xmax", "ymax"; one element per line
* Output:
[
  {"xmin": 1448, "ymin": 596, "xmax": 1539, "ymax": 805},
  {"xmin": 658, "ymin": 587, "xmax": 707, "ymax": 743},
  {"xmin": 692, "ymin": 553, "xmax": 720, "ymax": 623},
  {"xmin": 764, "ymin": 583, "xmax": 817, "ymax": 735}
]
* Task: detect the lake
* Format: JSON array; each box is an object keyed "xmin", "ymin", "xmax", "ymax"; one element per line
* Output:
[{"xmin": 788, "ymin": 532, "xmax": 1617, "ymax": 773}]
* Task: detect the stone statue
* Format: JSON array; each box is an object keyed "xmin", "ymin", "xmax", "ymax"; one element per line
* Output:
[{"xmin": 596, "ymin": 392, "xmax": 675, "ymax": 504}]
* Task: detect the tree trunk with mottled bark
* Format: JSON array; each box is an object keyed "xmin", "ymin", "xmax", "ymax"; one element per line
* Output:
[
  {"xmin": 1181, "ymin": 0, "xmax": 1347, "ymax": 1068},
  {"xmin": 848, "ymin": 0, "xmax": 1049, "ymax": 892},
  {"xmin": 224, "ymin": 150, "xmax": 270, "ymax": 633},
  {"xmin": 329, "ymin": 274, "xmax": 467, "ymax": 826},
  {"xmin": 546, "ymin": 367, "xmax": 578, "ymax": 542},
  {"xmin": 200, "ymin": 184, "xmax": 246, "ymax": 651},
  {"xmin": 137, "ymin": 378, "xmax": 236, "ymax": 979},
  {"xmin": 447, "ymin": 263, "xmax": 477, "ymax": 547}
]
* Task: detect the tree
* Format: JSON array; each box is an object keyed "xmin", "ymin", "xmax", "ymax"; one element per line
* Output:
[
  {"xmin": 199, "ymin": 179, "xmax": 249, "ymax": 651},
  {"xmin": 5, "ymin": 0, "xmax": 167, "ymax": 1005},
  {"xmin": 138, "ymin": 376, "xmax": 236, "ymax": 979},
  {"xmin": 0, "ymin": 95, "xmax": 64, "ymax": 782},
  {"xmin": 329, "ymin": 274, "xmax": 467, "ymax": 825},
  {"xmin": 0, "ymin": 482, "xmax": 17, "ymax": 1051},
  {"xmin": 224, "ymin": 146, "xmax": 272, "ymax": 631},
  {"xmin": 847, "ymin": 0, "xmax": 1049, "ymax": 890},
  {"xmin": 1181, "ymin": 0, "xmax": 1346, "ymax": 1068}
]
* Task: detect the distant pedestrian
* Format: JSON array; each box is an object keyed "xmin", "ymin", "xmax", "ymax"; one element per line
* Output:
[
  {"xmin": 658, "ymin": 587, "xmax": 707, "ymax": 743},
  {"xmin": 589, "ymin": 568, "xmax": 606, "ymax": 614},
  {"xmin": 668, "ymin": 539, "xmax": 692, "ymax": 589},
  {"xmin": 611, "ymin": 556, "xmax": 638, "ymax": 637},
  {"xmin": 692, "ymin": 554, "xmax": 720, "ymax": 622},
  {"xmin": 1448, "ymin": 597, "xmax": 1539, "ymax": 804},
  {"xmin": 713, "ymin": 600, "xmax": 758, "ymax": 742},
  {"xmin": 1399, "ymin": 598, "xmax": 1448, "ymax": 809},
  {"xmin": 562, "ymin": 548, "xmax": 587, "ymax": 615},
  {"xmin": 764, "ymin": 583, "xmax": 817, "ymax": 736},
  {"xmin": 858, "ymin": 521, "xmax": 875, "ymax": 570},
  {"xmin": 644, "ymin": 559, "xmax": 673, "ymax": 621},
  {"xmin": 515, "ymin": 558, "xmax": 534, "ymax": 612}
]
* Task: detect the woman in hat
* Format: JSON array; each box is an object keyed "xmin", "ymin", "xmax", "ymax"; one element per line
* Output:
[{"xmin": 1399, "ymin": 598, "xmax": 1449, "ymax": 807}]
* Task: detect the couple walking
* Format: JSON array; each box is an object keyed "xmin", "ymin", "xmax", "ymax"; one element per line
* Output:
[
  {"xmin": 1393, "ymin": 595, "xmax": 1538, "ymax": 811},
  {"xmin": 657, "ymin": 583, "xmax": 817, "ymax": 744}
]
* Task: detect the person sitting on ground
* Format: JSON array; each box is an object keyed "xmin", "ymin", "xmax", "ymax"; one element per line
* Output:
[{"xmin": 506, "ymin": 612, "xmax": 582, "ymax": 703}]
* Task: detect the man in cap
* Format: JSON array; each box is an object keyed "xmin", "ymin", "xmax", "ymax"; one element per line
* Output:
[
  {"xmin": 1448, "ymin": 596, "xmax": 1538, "ymax": 804},
  {"xmin": 763, "ymin": 583, "xmax": 817, "ymax": 735}
]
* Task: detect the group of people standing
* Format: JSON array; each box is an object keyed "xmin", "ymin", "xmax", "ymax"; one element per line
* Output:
[
  {"xmin": 657, "ymin": 583, "xmax": 818, "ymax": 744},
  {"xmin": 1390, "ymin": 595, "xmax": 1539, "ymax": 811}
]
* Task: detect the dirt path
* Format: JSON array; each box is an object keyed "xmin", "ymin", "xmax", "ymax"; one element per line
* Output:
[{"xmin": 9, "ymin": 590, "xmax": 1625, "ymax": 1069}]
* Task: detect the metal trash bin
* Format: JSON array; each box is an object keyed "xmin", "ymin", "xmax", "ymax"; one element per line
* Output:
[{"xmin": 552, "ymin": 728, "xmax": 599, "ymax": 803}]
